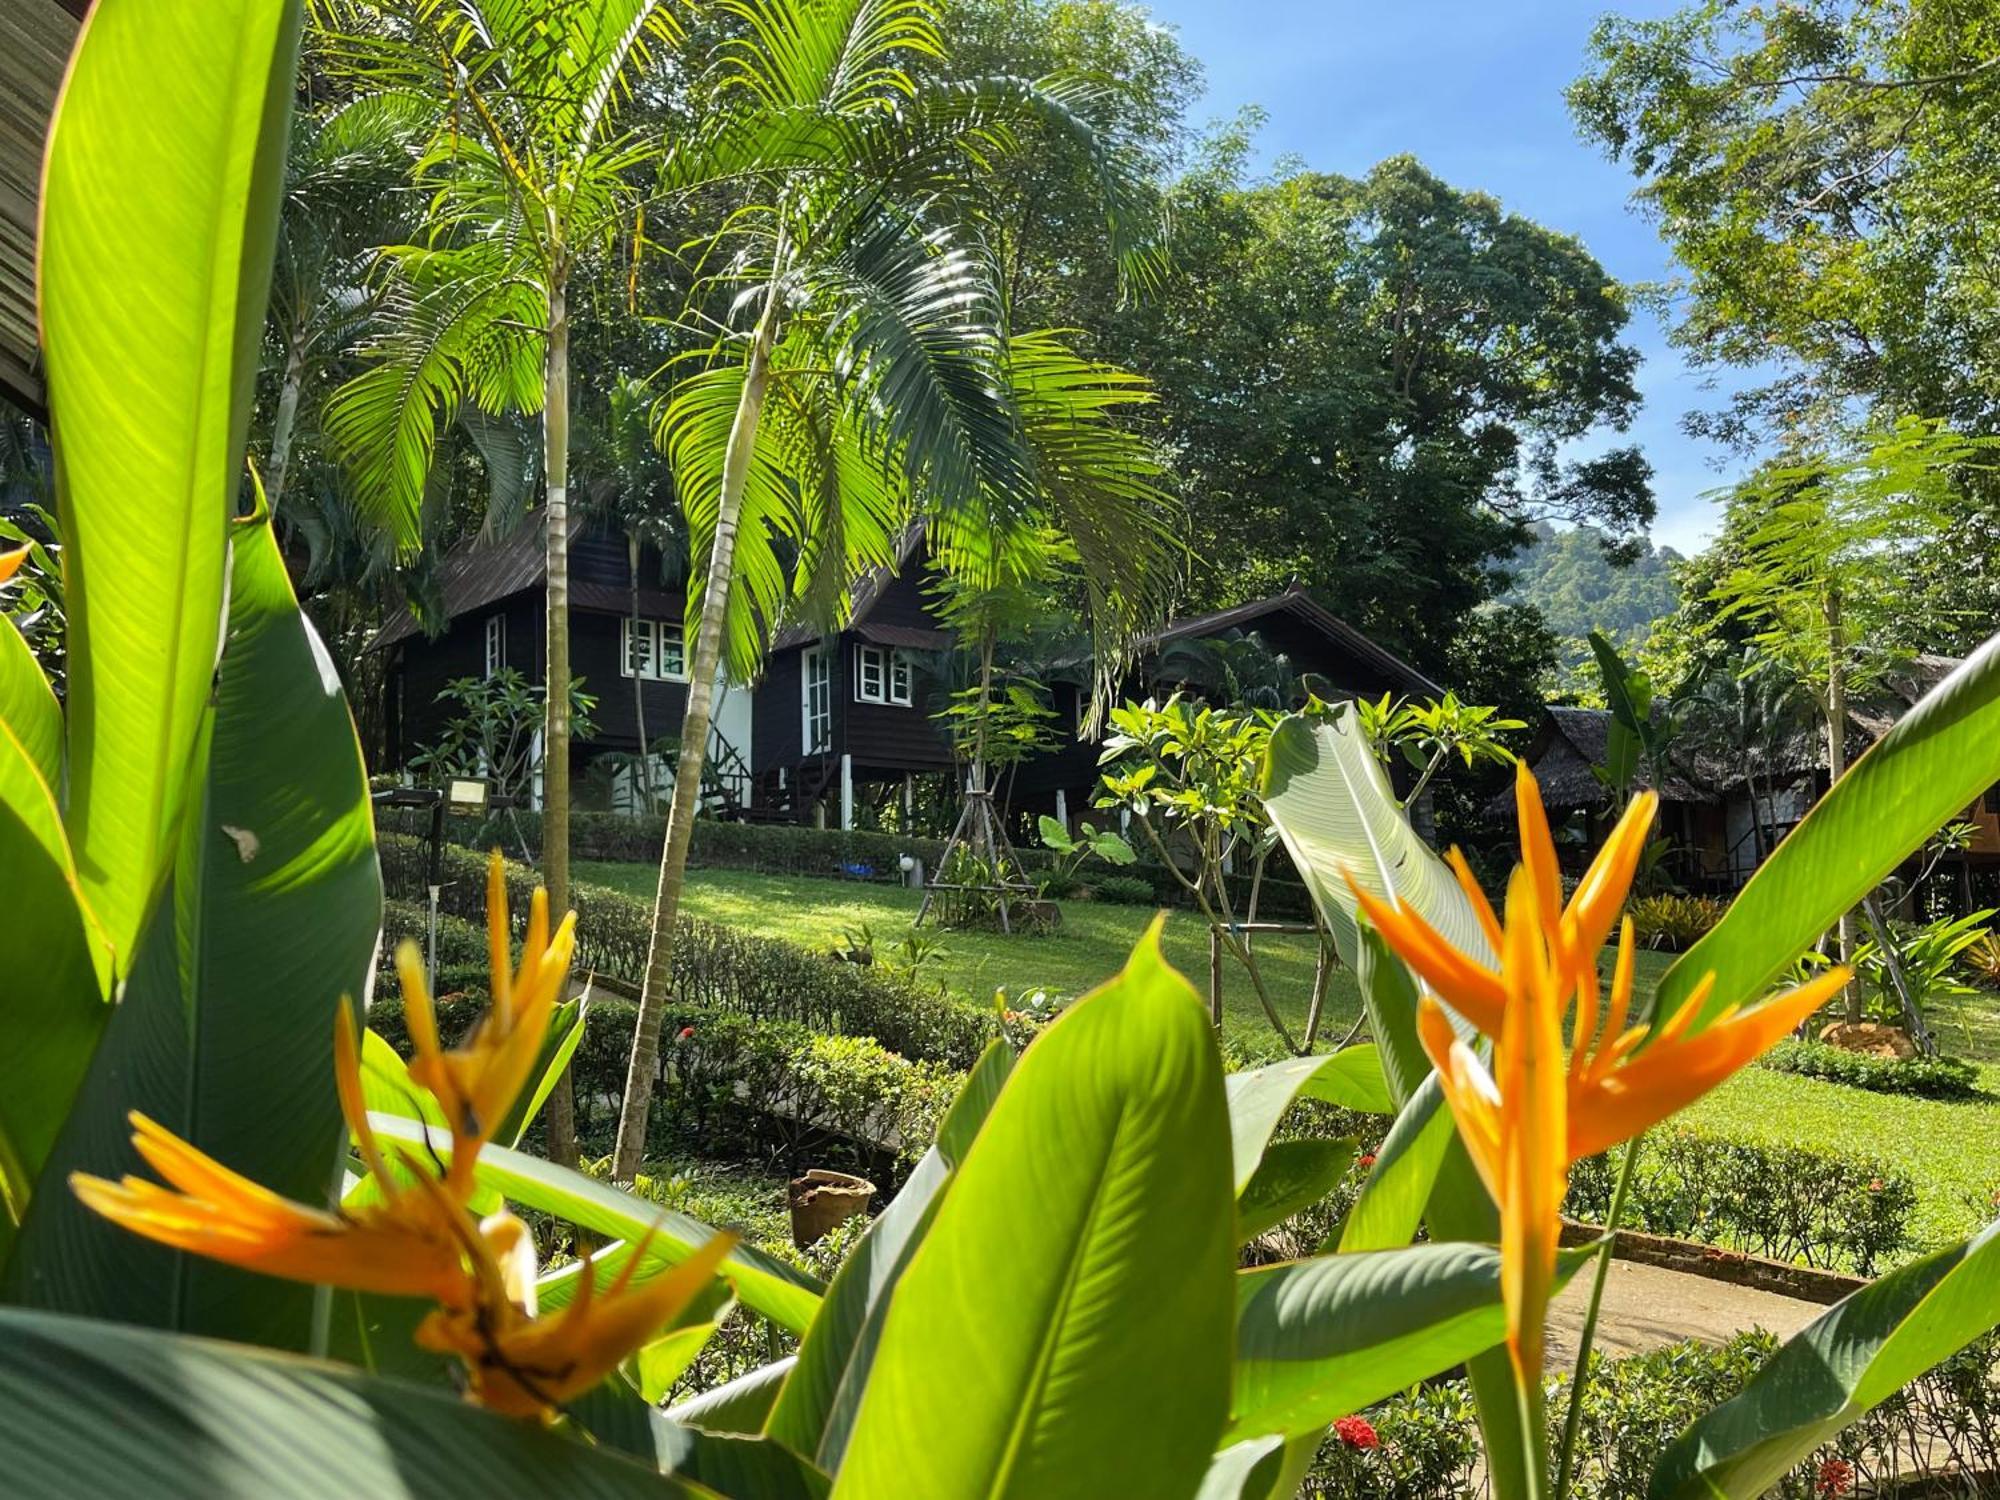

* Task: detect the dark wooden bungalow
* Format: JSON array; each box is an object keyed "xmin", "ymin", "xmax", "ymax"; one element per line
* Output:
[
  {"xmin": 1010, "ymin": 584, "xmax": 1444, "ymax": 833},
  {"xmin": 1512, "ymin": 655, "xmax": 2000, "ymax": 903},
  {"xmin": 751, "ymin": 529, "xmax": 957, "ymax": 827},
  {"xmin": 375, "ymin": 513, "xmax": 758, "ymax": 812}
]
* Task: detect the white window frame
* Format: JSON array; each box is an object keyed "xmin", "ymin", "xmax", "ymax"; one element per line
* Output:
[
  {"xmin": 855, "ymin": 644, "xmax": 914, "ymax": 707},
  {"xmin": 620, "ymin": 617, "xmax": 689, "ymax": 683},
  {"xmin": 483, "ymin": 614, "xmax": 505, "ymax": 678},
  {"xmin": 855, "ymin": 644, "xmax": 888, "ymax": 703},
  {"xmin": 803, "ymin": 645, "xmax": 832, "ymax": 753}
]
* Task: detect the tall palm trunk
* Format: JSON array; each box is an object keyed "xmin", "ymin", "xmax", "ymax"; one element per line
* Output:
[
  {"xmin": 615, "ymin": 251, "xmax": 786, "ymax": 1179},
  {"xmin": 542, "ymin": 276, "xmax": 579, "ymax": 1165},
  {"xmin": 1825, "ymin": 583, "xmax": 1859, "ymax": 1023},
  {"xmin": 266, "ymin": 345, "xmax": 305, "ymax": 510}
]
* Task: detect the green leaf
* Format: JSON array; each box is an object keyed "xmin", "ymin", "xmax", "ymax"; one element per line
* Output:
[
  {"xmin": 1224, "ymin": 1047, "xmax": 1390, "ymax": 1194},
  {"xmin": 0, "ymin": 1307, "xmax": 717, "ymax": 1498},
  {"xmin": 366, "ymin": 1113, "xmax": 824, "ymax": 1335},
  {"xmin": 1657, "ymin": 636, "xmax": 2000, "ymax": 1026},
  {"xmin": 833, "ymin": 926, "xmax": 1237, "ymax": 1499},
  {"xmin": 1588, "ymin": 629, "xmax": 1649, "ymax": 789},
  {"xmin": 46, "ymin": 0, "xmax": 301, "ymax": 971},
  {"xmin": 1262, "ymin": 706, "xmax": 1494, "ymax": 973},
  {"xmin": 0, "ymin": 806, "xmax": 103, "ymax": 1239},
  {"xmin": 584, "ymin": 1401, "xmax": 832, "ymax": 1500},
  {"xmin": 670, "ymin": 1357, "xmax": 798, "ymax": 1434},
  {"xmin": 1650, "ymin": 1217, "xmax": 2000, "ymax": 1498},
  {"xmin": 1237, "ymin": 1137, "xmax": 1355, "ymax": 1243},
  {"xmin": 500, "ymin": 994, "xmax": 585, "ymax": 1146},
  {"xmin": 767, "ymin": 1040, "xmax": 1014, "ymax": 1470},
  {"xmin": 1338, "ymin": 1075, "xmax": 1452, "ymax": 1254},
  {"xmin": 1232, "ymin": 1243, "xmax": 1588, "ymax": 1441},
  {"xmin": 1195, "ymin": 1434, "xmax": 1320, "ymax": 1500},
  {"xmin": 0, "ymin": 617, "xmax": 60, "ymax": 796},
  {"xmin": 5, "ymin": 517, "xmax": 381, "ymax": 1351}
]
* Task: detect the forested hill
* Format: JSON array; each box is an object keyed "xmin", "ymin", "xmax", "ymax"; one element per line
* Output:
[{"xmin": 1501, "ymin": 522, "xmax": 1681, "ymax": 668}]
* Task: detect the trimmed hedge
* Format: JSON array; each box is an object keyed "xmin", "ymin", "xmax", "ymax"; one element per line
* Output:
[
  {"xmin": 369, "ymin": 987, "xmax": 956, "ymax": 1172},
  {"xmin": 378, "ymin": 839, "xmax": 1000, "ymax": 1070},
  {"xmin": 1567, "ymin": 1125, "xmax": 1917, "ymax": 1275},
  {"xmin": 1759, "ymin": 1039, "xmax": 1985, "ymax": 1101}
]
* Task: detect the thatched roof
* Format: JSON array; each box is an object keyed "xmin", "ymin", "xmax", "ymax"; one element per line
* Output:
[
  {"xmin": 1506, "ymin": 653, "xmax": 1967, "ymax": 818},
  {"xmin": 1506, "ymin": 706, "xmax": 1715, "ymax": 816}
]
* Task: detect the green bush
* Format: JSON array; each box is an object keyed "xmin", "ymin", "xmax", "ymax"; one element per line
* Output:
[
  {"xmin": 1567, "ymin": 1126, "xmax": 1916, "ymax": 1274},
  {"xmin": 369, "ymin": 985, "xmax": 956, "ymax": 1172},
  {"xmin": 1091, "ymin": 874, "xmax": 1157, "ymax": 905},
  {"xmin": 1627, "ymin": 892, "xmax": 1728, "ymax": 951},
  {"xmin": 1760, "ymin": 1039, "xmax": 1984, "ymax": 1101},
  {"xmin": 1307, "ymin": 1331, "xmax": 2000, "ymax": 1499},
  {"xmin": 377, "ymin": 836, "xmax": 999, "ymax": 1069}
]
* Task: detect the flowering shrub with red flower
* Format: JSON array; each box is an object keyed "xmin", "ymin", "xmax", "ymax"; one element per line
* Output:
[
  {"xmin": 1334, "ymin": 1415, "xmax": 1381, "ymax": 1450},
  {"xmin": 1816, "ymin": 1456, "xmax": 1854, "ymax": 1496}
]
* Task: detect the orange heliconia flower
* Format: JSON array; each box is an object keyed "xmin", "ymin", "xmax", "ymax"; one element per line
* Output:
[
  {"xmin": 399, "ymin": 852, "xmax": 576, "ymax": 1198},
  {"xmin": 418, "ymin": 1220, "xmax": 736, "ymax": 1419},
  {"xmin": 73, "ymin": 852, "xmax": 731, "ymax": 1422},
  {"xmin": 1349, "ymin": 766, "xmax": 1849, "ymax": 1382},
  {"xmin": 0, "ymin": 544, "xmax": 26, "ymax": 585}
]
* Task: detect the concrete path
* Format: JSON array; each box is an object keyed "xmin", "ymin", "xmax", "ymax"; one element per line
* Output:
[{"xmin": 1545, "ymin": 1258, "xmax": 1823, "ymax": 1367}]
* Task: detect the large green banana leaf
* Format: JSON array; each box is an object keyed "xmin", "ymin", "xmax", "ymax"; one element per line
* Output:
[
  {"xmin": 0, "ymin": 1307, "xmax": 717, "ymax": 1498},
  {"xmin": 0, "ymin": 617, "xmax": 60, "ymax": 789},
  {"xmin": 43, "ymin": 0, "xmax": 300, "ymax": 973},
  {"xmin": 1657, "ymin": 635, "xmax": 2000, "ymax": 1025},
  {"xmin": 1261, "ymin": 705, "xmax": 1493, "ymax": 973},
  {"xmin": 765, "ymin": 1040, "xmax": 1015, "ymax": 1470},
  {"xmin": 1650, "ymin": 1217, "xmax": 2000, "ymax": 1498},
  {"xmin": 0, "ymin": 805, "xmax": 102, "ymax": 1243},
  {"xmin": 1223, "ymin": 1046, "xmax": 1392, "ymax": 1192},
  {"xmin": 4, "ymin": 518, "xmax": 381, "ymax": 1350},
  {"xmin": 1232, "ymin": 1242, "xmax": 1588, "ymax": 1440},
  {"xmin": 832, "ymin": 927, "xmax": 1237, "ymax": 1500},
  {"xmin": 367, "ymin": 1113, "xmax": 825, "ymax": 1335}
]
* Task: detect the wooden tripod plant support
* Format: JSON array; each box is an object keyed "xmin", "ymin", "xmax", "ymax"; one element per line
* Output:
[{"xmin": 917, "ymin": 780, "xmax": 1054, "ymax": 934}]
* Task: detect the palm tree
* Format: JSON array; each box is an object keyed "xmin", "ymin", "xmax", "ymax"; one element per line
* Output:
[
  {"xmin": 317, "ymin": 0, "xmax": 680, "ymax": 1162},
  {"xmin": 610, "ymin": 0, "xmax": 1176, "ymax": 1177}
]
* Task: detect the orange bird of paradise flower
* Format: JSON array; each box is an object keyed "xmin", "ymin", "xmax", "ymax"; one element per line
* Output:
[
  {"xmin": 72, "ymin": 851, "xmax": 735, "ymax": 1421},
  {"xmin": 1348, "ymin": 766, "xmax": 1849, "ymax": 1386}
]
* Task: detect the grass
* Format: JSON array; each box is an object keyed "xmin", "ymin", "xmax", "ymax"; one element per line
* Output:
[{"xmin": 581, "ymin": 861, "xmax": 2000, "ymax": 1254}]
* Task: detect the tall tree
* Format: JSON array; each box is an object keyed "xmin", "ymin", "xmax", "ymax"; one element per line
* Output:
[
  {"xmin": 1712, "ymin": 417, "xmax": 1992, "ymax": 1014},
  {"xmin": 611, "ymin": 0, "xmax": 1175, "ymax": 1178},
  {"xmin": 1571, "ymin": 0, "xmax": 2000, "ymax": 444},
  {"xmin": 317, "ymin": 0, "xmax": 680, "ymax": 1163},
  {"xmin": 1102, "ymin": 144, "xmax": 1653, "ymax": 672}
]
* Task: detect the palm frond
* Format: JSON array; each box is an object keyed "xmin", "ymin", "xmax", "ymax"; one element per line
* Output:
[
  {"xmin": 718, "ymin": 0, "xmax": 940, "ymax": 117},
  {"xmin": 322, "ymin": 241, "xmax": 547, "ymax": 554}
]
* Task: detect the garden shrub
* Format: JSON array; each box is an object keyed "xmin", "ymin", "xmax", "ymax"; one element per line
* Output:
[
  {"xmin": 1091, "ymin": 874, "xmax": 1157, "ymax": 906},
  {"xmin": 377, "ymin": 835, "xmax": 999, "ymax": 1069},
  {"xmin": 1627, "ymin": 892, "xmax": 1728, "ymax": 951},
  {"xmin": 1306, "ymin": 1332, "xmax": 2000, "ymax": 1499},
  {"xmin": 369, "ymin": 987, "xmax": 955, "ymax": 1173},
  {"xmin": 1759, "ymin": 1039, "xmax": 1984, "ymax": 1101},
  {"xmin": 1566, "ymin": 1126, "xmax": 1916, "ymax": 1274}
]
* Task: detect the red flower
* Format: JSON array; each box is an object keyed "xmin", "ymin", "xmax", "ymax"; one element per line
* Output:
[
  {"xmin": 1333, "ymin": 1416, "xmax": 1379, "ymax": 1451},
  {"xmin": 1816, "ymin": 1458, "xmax": 1853, "ymax": 1496},
  {"xmin": 1867, "ymin": 1178, "xmax": 1883, "ymax": 1193},
  {"xmin": 1356, "ymin": 1153, "xmax": 1377, "ymax": 1170},
  {"xmin": 676, "ymin": 1026, "xmax": 696, "ymax": 1041}
]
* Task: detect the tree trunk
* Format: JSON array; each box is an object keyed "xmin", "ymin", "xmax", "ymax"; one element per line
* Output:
[
  {"xmin": 614, "ymin": 261, "xmax": 784, "ymax": 1181},
  {"xmin": 541, "ymin": 278, "xmax": 578, "ymax": 1166},
  {"xmin": 1826, "ymin": 586, "xmax": 1859, "ymax": 1022},
  {"xmin": 265, "ymin": 346, "xmax": 305, "ymax": 511},
  {"xmin": 629, "ymin": 532, "xmax": 655, "ymax": 811}
]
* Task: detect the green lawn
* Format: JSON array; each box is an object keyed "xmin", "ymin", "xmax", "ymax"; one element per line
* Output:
[{"xmin": 580, "ymin": 861, "xmax": 2000, "ymax": 1250}]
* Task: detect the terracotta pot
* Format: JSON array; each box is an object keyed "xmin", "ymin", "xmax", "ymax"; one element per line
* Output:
[{"xmin": 788, "ymin": 1168, "xmax": 875, "ymax": 1248}]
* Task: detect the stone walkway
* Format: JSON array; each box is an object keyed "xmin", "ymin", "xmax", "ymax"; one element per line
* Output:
[{"xmin": 1546, "ymin": 1257, "xmax": 1823, "ymax": 1366}]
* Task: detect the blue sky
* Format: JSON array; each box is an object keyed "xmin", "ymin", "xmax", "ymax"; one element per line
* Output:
[{"xmin": 1135, "ymin": 0, "xmax": 1746, "ymax": 556}]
